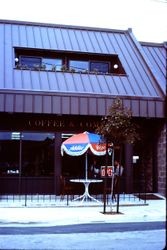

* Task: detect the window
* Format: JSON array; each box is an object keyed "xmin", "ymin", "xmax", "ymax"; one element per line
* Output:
[
  {"xmin": 20, "ymin": 56, "xmax": 41, "ymax": 69},
  {"xmin": 69, "ymin": 60, "xmax": 89, "ymax": 72},
  {"xmin": 0, "ymin": 132, "xmax": 20, "ymax": 176},
  {"xmin": 22, "ymin": 132, "xmax": 55, "ymax": 176},
  {"xmin": 0, "ymin": 132, "xmax": 55, "ymax": 177},
  {"xmin": 42, "ymin": 58, "xmax": 62, "ymax": 71},
  {"xmin": 14, "ymin": 48, "xmax": 126, "ymax": 75},
  {"xmin": 90, "ymin": 61, "xmax": 109, "ymax": 73},
  {"xmin": 19, "ymin": 56, "xmax": 62, "ymax": 71},
  {"xmin": 69, "ymin": 60, "xmax": 110, "ymax": 73}
]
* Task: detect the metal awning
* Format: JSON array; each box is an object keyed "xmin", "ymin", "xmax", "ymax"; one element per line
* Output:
[{"xmin": 0, "ymin": 90, "xmax": 164, "ymax": 118}]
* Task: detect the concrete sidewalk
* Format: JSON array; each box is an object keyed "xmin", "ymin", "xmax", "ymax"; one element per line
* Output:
[{"xmin": 0, "ymin": 193, "xmax": 166, "ymax": 227}]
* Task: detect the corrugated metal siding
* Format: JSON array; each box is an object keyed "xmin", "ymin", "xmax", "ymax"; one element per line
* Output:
[
  {"xmin": 10, "ymin": 23, "xmax": 120, "ymax": 53},
  {"xmin": 0, "ymin": 20, "xmax": 165, "ymax": 117},
  {"xmin": 0, "ymin": 92, "xmax": 164, "ymax": 118},
  {"xmin": 10, "ymin": 70, "xmax": 160, "ymax": 98},
  {"xmin": 141, "ymin": 42, "xmax": 166, "ymax": 94}
]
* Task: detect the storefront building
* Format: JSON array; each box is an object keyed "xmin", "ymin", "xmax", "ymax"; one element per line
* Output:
[{"xmin": 0, "ymin": 20, "xmax": 166, "ymax": 196}]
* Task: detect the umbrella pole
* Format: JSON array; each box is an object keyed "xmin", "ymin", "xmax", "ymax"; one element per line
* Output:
[{"xmin": 85, "ymin": 152, "xmax": 88, "ymax": 180}]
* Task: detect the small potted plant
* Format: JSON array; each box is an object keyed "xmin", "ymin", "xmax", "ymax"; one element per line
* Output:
[
  {"xmin": 61, "ymin": 64, "xmax": 67, "ymax": 72},
  {"xmin": 51, "ymin": 65, "xmax": 56, "ymax": 71}
]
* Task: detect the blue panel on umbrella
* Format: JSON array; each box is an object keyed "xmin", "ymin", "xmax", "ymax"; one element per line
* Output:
[{"xmin": 65, "ymin": 143, "xmax": 87, "ymax": 153}]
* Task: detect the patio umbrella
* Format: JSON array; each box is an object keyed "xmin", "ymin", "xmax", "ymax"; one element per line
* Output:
[{"xmin": 61, "ymin": 131, "xmax": 107, "ymax": 179}]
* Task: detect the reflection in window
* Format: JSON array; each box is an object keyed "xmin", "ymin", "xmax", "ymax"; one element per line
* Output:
[
  {"xmin": 90, "ymin": 61, "xmax": 109, "ymax": 73},
  {"xmin": 20, "ymin": 56, "xmax": 41, "ymax": 69},
  {"xmin": 22, "ymin": 133, "xmax": 55, "ymax": 176},
  {"xmin": 0, "ymin": 132, "xmax": 55, "ymax": 177},
  {"xmin": 69, "ymin": 60, "xmax": 89, "ymax": 72},
  {"xmin": 15, "ymin": 47, "xmax": 126, "ymax": 74},
  {"xmin": 42, "ymin": 58, "xmax": 62, "ymax": 71},
  {"xmin": 19, "ymin": 56, "xmax": 62, "ymax": 71},
  {"xmin": 0, "ymin": 132, "xmax": 20, "ymax": 176}
]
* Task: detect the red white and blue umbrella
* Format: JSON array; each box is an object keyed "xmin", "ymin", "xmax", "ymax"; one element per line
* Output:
[{"xmin": 61, "ymin": 131, "xmax": 107, "ymax": 179}]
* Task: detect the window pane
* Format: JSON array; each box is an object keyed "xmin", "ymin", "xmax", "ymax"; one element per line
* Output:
[
  {"xmin": 0, "ymin": 132, "xmax": 20, "ymax": 176},
  {"xmin": 42, "ymin": 58, "xmax": 62, "ymax": 71},
  {"xmin": 22, "ymin": 133, "xmax": 55, "ymax": 176},
  {"xmin": 90, "ymin": 62, "xmax": 109, "ymax": 73},
  {"xmin": 22, "ymin": 132, "xmax": 54, "ymax": 141},
  {"xmin": 20, "ymin": 56, "xmax": 41, "ymax": 69},
  {"xmin": 69, "ymin": 60, "xmax": 89, "ymax": 72},
  {"xmin": 0, "ymin": 132, "xmax": 55, "ymax": 177}
]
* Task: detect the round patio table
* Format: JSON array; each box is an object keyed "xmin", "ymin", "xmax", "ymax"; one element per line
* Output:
[{"xmin": 70, "ymin": 179, "xmax": 103, "ymax": 203}]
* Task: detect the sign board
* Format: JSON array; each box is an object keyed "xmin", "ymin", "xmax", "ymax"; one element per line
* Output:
[{"xmin": 100, "ymin": 166, "xmax": 114, "ymax": 177}]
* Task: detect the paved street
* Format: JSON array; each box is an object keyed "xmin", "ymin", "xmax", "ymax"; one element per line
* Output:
[
  {"xmin": 0, "ymin": 221, "xmax": 165, "ymax": 235},
  {"xmin": 0, "ymin": 229, "xmax": 165, "ymax": 250}
]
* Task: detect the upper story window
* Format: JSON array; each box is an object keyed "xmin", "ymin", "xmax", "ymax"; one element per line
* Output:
[
  {"xmin": 14, "ymin": 48, "xmax": 126, "ymax": 75},
  {"xmin": 42, "ymin": 58, "xmax": 62, "ymax": 71},
  {"xmin": 20, "ymin": 56, "xmax": 41, "ymax": 69},
  {"xmin": 69, "ymin": 60, "xmax": 89, "ymax": 72},
  {"xmin": 90, "ymin": 61, "xmax": 109, "ymax": 73},
  {"xmin": 69, "ymin": 60, "xmax": 110, "ymax": 74},
  {"xmin": 18, "ymin": 55, "xmax": 62, "ymax": 71}
]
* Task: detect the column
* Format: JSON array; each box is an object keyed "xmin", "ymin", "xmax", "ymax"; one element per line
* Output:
[
  {"xmin": 124, "ymin": 143, "xmax": 133, "ymax": 193},
  {"xmin": 54, "ymin": 132, "xmax": 62, "ymax": 194}
]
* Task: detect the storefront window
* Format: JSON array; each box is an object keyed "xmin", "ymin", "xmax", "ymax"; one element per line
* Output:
[
  {"xmin": 22, "ymin": 132, "xmax": 55, "ymax": 176},
  {"xmin": 0, "ymin": 132, "xmax": 55, "ymax": 177},
  {"xmin": 0, "ymin": 132, "xmax": 20, "ymax": 175},
  {"xmin": 0, "ymin": 132, "xmax": 20, "ymax": 176}
]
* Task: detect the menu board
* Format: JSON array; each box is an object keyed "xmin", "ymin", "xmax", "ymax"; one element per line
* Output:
[{"xmin": 100, "ymin": 166, "xmax": 114, "ymax": 177}]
